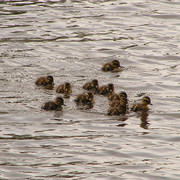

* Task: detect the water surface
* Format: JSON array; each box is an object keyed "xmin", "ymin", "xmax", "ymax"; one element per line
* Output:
[{"xmin": 0, "ymin": 0, "xmax": 180, "ymax": 179}]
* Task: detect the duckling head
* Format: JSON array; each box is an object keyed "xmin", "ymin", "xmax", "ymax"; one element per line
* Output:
[
  {"xmin": 112, "ymin": 60, "xmax": 120, "ymax": 68},
  {"xmin": 86, "ymin": 92, "xmax": 94, "ymax": 102},
  {"xmin": 118, "ymin": 91, "xmax": 127, "ymax": 99},
  {"xmin": 108, "ymin": 83, "xmax": 114, "ymax": 92},
  {"xmin": 142, "ymin": 96, "xmax": 152, "ymax": 105},
  {"xmin": 87, "ymin": 92, "xmax": 94, "ymax": 99},
  {"xmin": 55, "ymin": 96, "xmax": 65, "ymax": 106},
  {"xmin": 65, "ymin": 82, "xmax": 71, "ymax": 88},
  {"xmin": 92, "ymin": 79, "xmax": 98, "ymax": 87},
  {"xmin": 46, "ymin": 75, "xmax": 54, "ymax": 84}
]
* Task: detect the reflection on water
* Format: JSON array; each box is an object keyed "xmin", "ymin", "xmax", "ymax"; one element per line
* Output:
[
  {"xmin": 140, "ymin": 112, "xmax": 150, "ymax": 129},
  {"xmin": 0, "ymin": 0, "xmax": 180, "ymax": 179}
]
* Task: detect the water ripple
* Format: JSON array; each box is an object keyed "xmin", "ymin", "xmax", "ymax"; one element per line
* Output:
[{"xmin": 0, "ymin": 0, "xmax": 180, "ymax": 179}]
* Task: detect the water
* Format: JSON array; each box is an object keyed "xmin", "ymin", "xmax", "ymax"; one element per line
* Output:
[{"xmin": 0, "ymin": 0, "xmax": 180, "ymax": 179}]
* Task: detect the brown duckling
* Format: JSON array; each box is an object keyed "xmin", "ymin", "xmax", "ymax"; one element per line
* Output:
[
  {"xmin": 83, "ymin": 79, "xmax": 99, "ymax": 94},
  {"xmin": 131, "ymin": 96, "xmax": 152, "ymax": 112},
  {"xmin": 35, "ymin": 75, "xmax": 54, "ymax": 89},
  {"xmin": 108, "ymin": 91, "xmax": 127, "ymax": 101},
  {"xmin": 74, "ymin": 92, "xmax": 94, "ymax": 107},
  {"xmin": 41, "ymin": 96, "xmax": 65, "ymax": 111},
  {"xmin": 101, "ymin": 60, "xmax": 122, "ymax": 72},
  {"xmin": 109, "ymin": 97, "xmax": 128, "ymax": 107},
  {"xmin": 99, "ymin": 83, "xmax": 115, "ymax": 96},
  {"xmin": 56, "ymin": 82, "xmax": 72, "ymax": 95},
  {"xmin": 108, "ymin": 105, "xmax": 126, "ymax": 116}
]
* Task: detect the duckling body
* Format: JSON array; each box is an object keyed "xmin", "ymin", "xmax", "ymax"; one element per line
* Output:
[
  {"xmin": 108, "ymin": 91, "xmax": 128, "ymax": 115},
  {"xmin": 108, "ymin": 93, "xmax": 119, "ymax": 101},
  {"xmin": 101, "ymin": 60, "xmax": 121, "ymax": 72},
  {"xmin": 109, "ymin": 92, "xmax": 128, "ymax": 106},
  {"xmin": 99, "ymin": 83, "xmax": 114, "ymax": 96},
  {"xmin": 131, "ymin": 96, "xmax": 152, "ymax": 112},
  {"xmin": 41, "ymin": 96, "xmax": 65, "ymax": 111},
  {"xmin": 74, "ymin": 92, "xmax": 94, "ymax": 107},
  {"xmin": 109, "ymin": 98, "xmax": 128, "ymax": 107},
  {"xmin": 108, "ymin": 105, "xmax": 126, "ymax": 116},
  {"xmin": 109, "ymin": 91, "xmax": 127, "ymax": 101},
  {"xmin": 35, "ymin": 75, "xmax": 54, "ymax": 89},
  {"xmin": 56, "ymin": 82, "xmax": 72, "ymax": 95},
  {"xmin": 83, "ymin": 79, "xmax": 99, "ymax": 94}
]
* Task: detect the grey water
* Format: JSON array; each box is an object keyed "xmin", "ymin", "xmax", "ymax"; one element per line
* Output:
[{"xmin": 0, "ymin": 0, "xmax": 180, "ymax": 179}]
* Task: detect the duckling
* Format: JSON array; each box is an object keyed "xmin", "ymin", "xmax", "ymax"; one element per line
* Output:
[
  {"xmin": 74, "ymin": 92, "xmax": 94, "ymax": 107},
  {"xmin": 41, "ymin": 96, "xmax": 65, "ymax": 111},
  {"xmin": 108, "ymin": 105, "xmax": 126, "ymax": 116},
  {"xmin": 108, "ymin": 93, "xmax": 119, "ymax": 101},
  {"xmin": 118, "ymin": 91, "xmax": 127, "ymax": 99},
  {"xmin": 131, "ymin": 96, "xmax": 152, "ymax": 112},
  {"xmin": 83, "ymin": 79, "xmax": 99, "ymax": 94},
  {"xmin": 101, "ymin": 60, "xmax": 122, "ymax": 72},
  {"xmin": 108, "ymin": 91, "xmax": 127, "ymax": 101},
  {"xmin": 109, "ymin": 97, "xmax": 128, "ymax": 107},
  {"xmin": 56, "ymin": 82, "xmax": 72, "ymax": 95},
  {"xmin": 99, "ymin": 83, "xmax": 115, "ymax": 96},
  {"xmin": 35, "ymin": 75, "xmax": 54, "ymax": 89}
]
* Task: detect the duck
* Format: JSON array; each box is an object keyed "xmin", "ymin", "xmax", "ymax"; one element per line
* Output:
[
  {"xmin": 99, "ymin": 83, "xmax": 115, "ymax": 96},
  {"xmin": 108, "ymin": 91, "xmax": 127, "ymax": 101},
  {"xmin": 101, "ymin": 60, "xmax": 122, "ymax": 72},
  {"xmin": 41, "ymin": 96, "xmax": 65, "ymax": 111},
  {"xmin": 131, "ymin": 96, "xmax": 152, "ymax": 112},
  {"xmin": 109, "ymin": 97, "xmax": 128, "ymax": 107},
  {"xmin": 35, "ymin": 75, "xmax": 54, "ymax": 89},
  {"xmin": 74, "ymin": 92, "xmax": 94, "ymax": 107},
  {"xmin": 83, "ymin": 79, "xmax": 99, "ymax": 94},
  {"xmin": 56, "ymin": 82, "xmax": 72, "ymax": 95},
  {"xmin": 108, "ymin": 105, "xmax": 126, "ymax": 116}
]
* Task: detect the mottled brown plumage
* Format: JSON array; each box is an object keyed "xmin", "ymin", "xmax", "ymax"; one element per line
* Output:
[
  {"xmin": 56, "ymin": 82, "xmax": 72, "ymax": 95},
  {"xmin": 99, "ymin": 83, "xmax": 114, "ymax": 96},
  {"xmin": 108, "ymin": 105, "xmax": 126, "ymax": 116},
  {"xmin": 101, "ymin": 60, "xmax": 122, "ymax": 72},
  {"xmin": 109, "ymin": 97, "xmax": 128, "ymax": 107},
  {"xmin": 41, "ymin": 96, "xmax": 65, "ymax": 111},
  {"xmin": 83, "ymin": 79, "xmax": 99, "ymax": 94},
  {"xmin": 35, "ymin": 75, "xmax": 54, "ymax": 89},
  {"xmin": 131, "ymin": 96, "xmax": 152, "ymax": 112},
  {"xmin": 74, "ymin": 92, "xmax": 94, "ymax": 107},
  {"xmin": 108, "ymin": 91, "xmax": 127, "ymax": 101}
]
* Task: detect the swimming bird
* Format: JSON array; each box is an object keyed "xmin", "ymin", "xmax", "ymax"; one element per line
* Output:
[
  {"xmin": 56, "ymin": 82, "xmax": 72, "ymax": 95},
  {"xmin": 108, "ymin": 91, "xmax": 127, "ymax": 101},
  {"xmin": 35, "ymin": 75, "xmax": 54, "ymax": 89},
  {"xmin": 109, "ymin": 97, "xmax": 128, "ymax": 107},
  {"xmin": 41, "ymin": 96, "xmax": 65, "ymax": 111},
  {"xmin": 74, "ymin": 92, "xmax": 94, "ymax": 108},
  {"xmin": 108, "ymin": 105, "xmax": 126, "ymax": 116},
  {"xmin": 99, "ymin": 83, "xmax": 115, "ymax": 96},
  {"xmin": 83, "ymin": 79, "xmax": 99, "ymax": 94},
  {"xmin": 101, "ymin": 60, "xmax": 122, "ymax": 72},
  {"xmin": 131, "ymin": 96, "xmax": 152, "ymax": 112}
]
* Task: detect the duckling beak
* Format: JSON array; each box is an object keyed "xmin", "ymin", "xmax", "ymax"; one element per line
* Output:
[{"xmin": 63, "ymin": 104, "xmax": 66, "ymax": 106}]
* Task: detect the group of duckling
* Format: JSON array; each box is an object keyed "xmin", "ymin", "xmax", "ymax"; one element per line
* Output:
[{"xmin": 35, "ymin": 60, "xmax": 152, "ymax": 116}]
